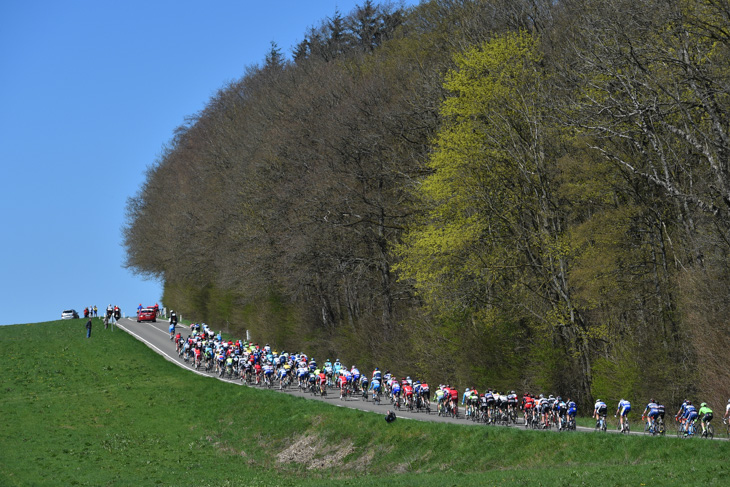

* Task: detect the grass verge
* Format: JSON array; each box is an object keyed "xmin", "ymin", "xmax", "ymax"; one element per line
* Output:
[{"xmin": 1, "ymin": 319, "xmax": 728, "ymax": 486}]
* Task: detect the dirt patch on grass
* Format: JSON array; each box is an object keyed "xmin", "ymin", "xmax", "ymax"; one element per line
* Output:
[{"xmin": 277, "ymin": 434, "xmax": 356, "ymax": 470}]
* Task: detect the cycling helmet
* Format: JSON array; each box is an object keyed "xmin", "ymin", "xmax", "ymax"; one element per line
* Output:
[
  {"xmin": 511, "ymin": 391, "xmax": 515, "ymax": 394},
  {"xmin": 650, "ymin": 398, "xmax": 655, "ymax": 403},
  {"xmin": 549, "ymin": 395, "xmax": 554, "ymax": 399},
  {"xmin": 596, "ymin": 399, "xmax": 601, "ymax": 403},
  {"xmin": 374, "ymin": 367, "xmax": 379, "ymax": 370},
  {"xmin": 687, "ymin": 401, "xmax": 692, "ymax": 405},
  {"xmin": 557, "ymin": 396, "xmax": 562, "ymax": 401},
  {"xmin": 701, "ymin": 402, "xmax": 707, "ymax": 407},
  {"xmin": 539, "ymin": 394, "xmax": 544, "ymax": 399},
  {"xmin": 407, "ymin": 376, "xmax": 411, "ymax": 380},
  {"xmin": 465, "ymin": 388, "xmax": 470, "ymax": 392}
]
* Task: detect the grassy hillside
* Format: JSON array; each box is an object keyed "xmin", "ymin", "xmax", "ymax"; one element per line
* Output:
[{"xmin": 1, "ymin": 320, "xmax": 728, "ymax": 486}]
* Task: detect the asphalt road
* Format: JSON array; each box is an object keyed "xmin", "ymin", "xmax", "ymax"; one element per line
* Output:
[{"xmin": 115, "ymin": 317, "xmax": 726, "ymax": 439}]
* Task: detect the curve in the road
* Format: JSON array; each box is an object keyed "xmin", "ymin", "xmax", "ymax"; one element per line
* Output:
[{"xmin": 115, "ymin": 318, "xmax": 726, "ymax": 440}]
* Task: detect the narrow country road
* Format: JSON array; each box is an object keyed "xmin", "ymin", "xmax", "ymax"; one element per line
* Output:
[{"xmin": 115, "ymin": 317, "xmax": 725, "ymax": 440}]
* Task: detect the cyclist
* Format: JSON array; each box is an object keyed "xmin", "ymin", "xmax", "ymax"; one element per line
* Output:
[
  {"xmin": 566, "ymin": 398, "xmax": 577, "ymax": 429},
  {"xmin": 616, "ymin": 398, "xmax": 631, "ymax": 432},
  {"xmin": 674, "ymin": 399, "xmax": 689, "ymax": 431},
  {"xmin": 484, "ymin": 389, "xmax": 496, "ymax": 422},
  {"xmin": 523, "ymin": 393, "xmax": 535, "ymax": 426},
  {"xmin": 360, "ymin": 374, "xmax": 369, "ymax": 398},
  {"xmin": 507, "ymin": 391, "xmax": 518, "ymax": 421},
  {"xmin": 391, "ymin": 380, "xmax": 402, "ymax": 408},
  {"xmin": 193, "ymin": 346, "xmax": 202, "ymax": 368},
  {"xmin": 448, "ymin": 386, "xmax": 459, "ymax": 416},
  {"xmin": 540, "ymin": 394, "xmax": 551, "ymax": 428},
  {"xmin": 699, "ymin": 402, "xmax": 713, "ymax": 437},
  {"xmin": 403, "ymin": 380, "xmax": 414, "ymax": 409},
  {"xmin": 277, "ymin": 364, "xmax": 289, "ymax": 389},
  {"xmin": 461, "ymin": 388, "xmax": 472, "ymax": 413},
  {"xmin": 297, "ymin": 364, "xmax": 309, "ymax": 389},
  {"xmin": 372, "ymin": 367, "xmax": 382, "ymax": 383},
  {"xmin": 556, "ymin": 397, "xmax": 567, "ymax": 430},
  {"xmin": 435, "ymin": 386, "xmax": 447, "ymax": 414},
  {"xmin": 318, "ymin": 368, "xmax": 327, "ymax": 395},
  {"xmin": 351, "ymin": 366, "xmax": 361, "ymax": 392},
  {"xmin": 642, "ymin": 399, "xmax": 659, "ymax": 432},
  {"xmin": 683, "ymin": 401, "xmax": 698, "ymax": 437},
  {"xmin": 337, "ymin": 371, "xmax": 348, "ymax": 399},
  {"xmin": 593, "ymin": 398, "xmax": 608, "ymax": 429},
  {"xmin": 418, "ymin": 381, "xmax": 430, "ymax": 409},
  {"xmin": 462, "ymin": 388, "xmax": 476, "ymax": 418},
  {"xmin": 370, "ymin": 376, "xmax": 382, "ymax": 402}
]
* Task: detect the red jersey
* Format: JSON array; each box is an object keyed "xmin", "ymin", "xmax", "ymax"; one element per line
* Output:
[{"xmin": 403, "ymin": 385, "xmax": 414, "ymax": 396}]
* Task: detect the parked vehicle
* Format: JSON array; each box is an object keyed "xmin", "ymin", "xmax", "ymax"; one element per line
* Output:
[{"xmin": 61, "ymin": 309, "xmax": 79, "ymax": 319}]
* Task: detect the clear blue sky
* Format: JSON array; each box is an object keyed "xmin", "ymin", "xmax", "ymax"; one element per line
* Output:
[{"xmin": 0, "ymin": 0, "xmax": 417, "ymax": 325}]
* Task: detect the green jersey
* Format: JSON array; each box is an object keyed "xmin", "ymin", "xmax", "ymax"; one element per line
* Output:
[{"xmin": 699, "ymin": 405, "xmax": 713, "ymax": 416}]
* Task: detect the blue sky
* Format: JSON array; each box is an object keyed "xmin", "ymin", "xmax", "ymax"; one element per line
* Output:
[{"xmin": 0, "ymin": 0, "xmax": 417, "ymax": 325}]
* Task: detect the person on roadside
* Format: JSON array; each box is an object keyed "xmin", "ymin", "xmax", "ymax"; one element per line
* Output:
[{"xmin": 85, "ymin": 317, "xmax": 92, "ymax": 338}]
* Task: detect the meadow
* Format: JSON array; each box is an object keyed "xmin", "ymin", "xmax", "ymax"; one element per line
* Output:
[{"xmin": 1, "ymin": 319, "xmax": 727, "ymax": 486}]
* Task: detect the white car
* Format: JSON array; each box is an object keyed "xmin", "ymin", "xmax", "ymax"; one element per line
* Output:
[{"xmin": 61, "ymin": 309, "xmax": 79, "ymax": 319}]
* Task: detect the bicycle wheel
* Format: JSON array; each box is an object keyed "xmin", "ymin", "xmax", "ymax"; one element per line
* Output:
[{"xmin": 707, "ymin": 423, "xmax": 714, "ymax": 439}]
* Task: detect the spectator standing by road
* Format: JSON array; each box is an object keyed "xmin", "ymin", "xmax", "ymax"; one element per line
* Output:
[{"xmin": 85, "ymin": 318, "xmax": 92, "ymax": 338}]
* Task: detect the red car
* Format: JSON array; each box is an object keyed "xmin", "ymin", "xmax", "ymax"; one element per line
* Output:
[{"xmin": 137, "ymin": 308, "xmax": 157, "ymax": 322}]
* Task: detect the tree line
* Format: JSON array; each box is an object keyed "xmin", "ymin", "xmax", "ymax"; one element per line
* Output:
[{"xmin": 124, "ymin": 0, "xmax": 730, "ymax": 408}]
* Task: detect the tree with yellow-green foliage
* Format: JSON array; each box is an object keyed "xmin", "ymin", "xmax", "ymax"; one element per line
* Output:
[{"xmin": 397, "ymin": 31, "xmax": 599, "ymax": 402}]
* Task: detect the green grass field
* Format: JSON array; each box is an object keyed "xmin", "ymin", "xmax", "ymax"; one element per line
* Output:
[{"xmin": 1, "ymin": 320, "xmax": 728, "ymax": 486}]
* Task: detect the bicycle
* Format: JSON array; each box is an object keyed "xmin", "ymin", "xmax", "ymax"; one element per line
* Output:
[
  {"xmin": 595, "ymin": 415, "xmax": 607, "ymax": 432},
  {"xmin": 675, "ymin": 418, "xmax": 686, "ymax": 438},
  {"xmin": 701, "ymin": 420, "xmax": 714, "ymax": 439},
  {"xmin": 618, "ymin": 417, "xmax": 630, "ymax": 434},
  {"xmin": 684, "ymin": 419, "xmax": 698, "ymax": 438},
  {"xmin": 643, "ymin": 417, "xmax": 658, "ymax": 436}
]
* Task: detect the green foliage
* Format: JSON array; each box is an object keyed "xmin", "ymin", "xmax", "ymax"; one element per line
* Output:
[{"xmin": 122, "ymin": 0, "xmax": 730, "ymax": 415}]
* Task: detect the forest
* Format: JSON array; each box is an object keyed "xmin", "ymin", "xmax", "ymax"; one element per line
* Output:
[{"xmin": 123, "ymin": 0, "xmax": 730, "ymax": 408}]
